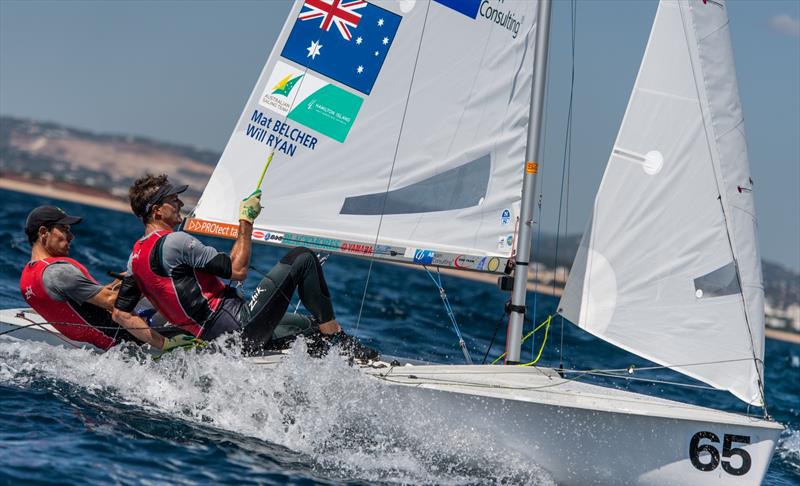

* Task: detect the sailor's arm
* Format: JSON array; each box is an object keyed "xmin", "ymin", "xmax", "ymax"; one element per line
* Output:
[
  {"xmin": 229, "ymin": 189, "xmax": 262, "ymax": 280},
  {"xmin": 86, "ymin": 285, "xmax": 120, "ymax": 311},
  {"xmin": 229, "ymin": 220, "xmax": 253, "ymax": 280},
  {"xmin": 111, "ymin": 275, "xmax": 166, "ymax": 349}
]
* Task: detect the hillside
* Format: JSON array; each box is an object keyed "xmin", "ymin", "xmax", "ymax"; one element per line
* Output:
[{"xmin": 0, "ymin": 115, "xmax": 217, "ymax": 204}]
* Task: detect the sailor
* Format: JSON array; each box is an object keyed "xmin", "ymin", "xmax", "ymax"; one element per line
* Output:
[
  {"xmin": 19, "ymin": 205, "xmax": 187, "ymax": 351},
  {"xmin": 112, "ymin": 173, "xmax": 376, "ymax": 358}
]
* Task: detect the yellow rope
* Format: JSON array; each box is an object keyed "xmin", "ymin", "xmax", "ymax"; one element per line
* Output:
[
  {"xmin": 520, "ymin": 315, "xmax": 551, "ymax": 366},
  {"xmin": 490, "ymin": 315, "xmax": 552, "ymax": 365},
  {"xmin": 255, "ymin": 150, "xmax": 276, "ymax": 191}
]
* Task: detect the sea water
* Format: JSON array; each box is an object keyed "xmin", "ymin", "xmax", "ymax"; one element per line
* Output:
[{"xmin": 0, "ymin": 188, "xmax": 797, "ymax": 485}]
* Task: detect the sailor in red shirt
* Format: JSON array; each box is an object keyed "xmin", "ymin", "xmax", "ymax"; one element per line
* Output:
[
  {"xmin": 19, "ymin": 205, "xmax": 163, "ymax": 349},
  {"xmin": 113, "ymin": 174, "xmax": 377, "ymax": 358}
]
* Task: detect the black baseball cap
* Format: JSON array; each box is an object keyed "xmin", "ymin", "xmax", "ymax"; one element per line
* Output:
[
  {"xmin": 143, "ymin": 182, "xmax": 189, "ymax": 217},
  {"xmin": 25, "ymin": 206, "xmax": 82, "ymax": 236}
]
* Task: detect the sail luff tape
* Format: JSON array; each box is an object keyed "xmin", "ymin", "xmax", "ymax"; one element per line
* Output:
[{"xmin": 526, "ymin": 161, "xmax": 538, "ymax": 174}]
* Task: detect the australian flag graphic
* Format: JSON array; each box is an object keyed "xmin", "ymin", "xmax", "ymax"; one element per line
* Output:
[{"xmin": 281, "ymin": 0, "xmax": 402, "ymax": 95}]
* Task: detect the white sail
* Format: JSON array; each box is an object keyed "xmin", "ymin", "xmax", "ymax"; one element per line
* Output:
[
  {"xmin": 559, "ymin": 0, "xmax": 765, "ymax": 406},
  {"xmin": 190, "ymin": 0, "xmax": 539, "ymax": 272}
]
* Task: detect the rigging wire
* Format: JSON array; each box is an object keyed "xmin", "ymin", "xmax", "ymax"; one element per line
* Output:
[
  {"xmin": 424, "ymin": 267, "xmax": 472, "ymax": 364},
  {"xmin": 481, "ymin": 310, "xmax": 508, "ymax": 365},
  {"xmin": 553, "ymin": 0, "xmax": 577, "ymax": 370},
  {"xmin": 354, "ymin": 1, "xmax": 433, "ymax": 333}
]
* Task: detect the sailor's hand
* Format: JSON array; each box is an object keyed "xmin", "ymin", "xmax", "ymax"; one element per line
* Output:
[
  {"xmin": 161, "ymin": 334, "xmax": 206, "ymax": 353},
  {"xmin": 239, "ymin": 189, "xmax": 262, "ymax": 223}
]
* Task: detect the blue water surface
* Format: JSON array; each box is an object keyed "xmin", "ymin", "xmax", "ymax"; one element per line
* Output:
[{"xmin": 0, "ymin": 188, "xmax": 797, "ymax": 485}]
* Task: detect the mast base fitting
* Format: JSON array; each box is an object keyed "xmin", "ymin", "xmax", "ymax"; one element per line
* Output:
[
  {"xmin": 497, "ymin": 275, "xmax": 515, "ymax": 291},
  {"xmin": 504, "ymin": 301, "xmax": 526, "ymax": 315},
  {"xmin": 504, "ymin": 360, "xmax": 521, "ymax": 365}
]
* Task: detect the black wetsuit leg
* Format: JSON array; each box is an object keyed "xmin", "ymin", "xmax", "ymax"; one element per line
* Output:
[{"xmin": 240, "ymin": 247, "xmax": 335, "ymax": 350}]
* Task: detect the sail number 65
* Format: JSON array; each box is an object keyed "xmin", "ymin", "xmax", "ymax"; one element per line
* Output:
[{"xmin": 689, "ymin": 431, "xmax": 751, "ymax": 476}]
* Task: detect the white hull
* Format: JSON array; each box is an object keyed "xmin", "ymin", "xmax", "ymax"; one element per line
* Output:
[{"xmin": 1, "ymin": 308, "xmax": 782, "ymax": 485}]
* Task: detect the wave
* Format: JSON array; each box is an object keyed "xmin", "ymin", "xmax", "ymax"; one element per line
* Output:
[
  {"xmin": 778, "ymin": 427, "xmax": 800, "ymax": 477},
  {"xmin": 0, "ymin": 338, "xmax": 553, "ymax": 485}
]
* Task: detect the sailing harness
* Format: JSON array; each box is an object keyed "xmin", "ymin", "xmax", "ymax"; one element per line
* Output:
[
  {"xmin": 129, "ymin": 230, "xmax": 225, "ymax": 337},
  {"xmin": 20, "ymin": 258, "xmax": 120, "ymax": 350}
]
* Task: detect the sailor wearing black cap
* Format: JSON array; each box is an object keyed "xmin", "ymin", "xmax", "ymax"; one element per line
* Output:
[{"xmin": 18, "ymin": 205, "xmax": 168, "ymax": 350}]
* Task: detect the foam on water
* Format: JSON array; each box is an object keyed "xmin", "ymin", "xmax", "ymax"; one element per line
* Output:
[
  {"xmin": 778, "ymin": 428, "xmax": 800, "ymax": 476},
  {"xmin": 0, "ymin": 338, "xmax": 554, "ymax": 485}
]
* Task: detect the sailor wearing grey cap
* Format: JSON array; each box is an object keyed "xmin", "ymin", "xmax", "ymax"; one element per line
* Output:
[
  {"xmin": 113, "ymin": 173, "xmax": 377, "ymax": 359},
  {"xmin": 19, "ymin": 205, "xmax": 163, "ymax": 350}
]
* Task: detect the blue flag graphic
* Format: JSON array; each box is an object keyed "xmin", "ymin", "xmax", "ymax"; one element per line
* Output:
[
  {"xmin": 281, "ymin": 0, "xmax": 401, "ymax": 96},
  {"xmin": 433, "ymin": 0, "xmax": 481, "ymax": 19}
]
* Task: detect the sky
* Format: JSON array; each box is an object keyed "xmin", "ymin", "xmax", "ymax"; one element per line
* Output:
[{"xmin": 1, "ymin": 0, "xmax": 798, "ymax": 271}]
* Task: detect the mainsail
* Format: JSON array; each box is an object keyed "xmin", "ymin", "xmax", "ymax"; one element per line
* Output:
[
  {"xmin": 559, "ymin": 0, "xmax": 765, "ymax": 406},
  {"xmin": 189, "ymin": 0, "xmax": 539, "ymax": 273}
]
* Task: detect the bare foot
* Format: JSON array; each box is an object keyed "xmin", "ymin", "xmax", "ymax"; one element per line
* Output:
[{"xmin": 318, "ymin": 320, "xmax": 342, "ymax": 335}]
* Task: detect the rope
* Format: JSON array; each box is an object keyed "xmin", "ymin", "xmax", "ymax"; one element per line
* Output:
[
  {"xmin": 424, "ymin": 266, "xmax": 472, "ymax": 364},
  {"xmin": 5, "ymin": 313, "xmax": 81, "ymax": 349},
  {"xmin": 481, "ymin": 310, "xmax": 508, "ymax": 365},
  {"xmin": 491, "ymin": 315, "xmax": 552, "ymax": 365}
]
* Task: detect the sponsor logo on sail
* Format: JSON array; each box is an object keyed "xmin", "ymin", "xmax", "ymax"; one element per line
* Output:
[
  {"xmin": 500, "ymin": 208, "xmax": 511, "ymax": 225},
  {"xmin": 413, "ymin": 249, "xmax": 435, "ymax": 264},
  {"xmin": 434, "ymin": 0, "xmax": 522, "ymax": 39},
  {"xmin": 454, "ymin": 255, "xmax": 478, "ymax": 268},
  {"xmin": 340, "ymin": 242, "xmax": 374, "ymax": 255},
  {"xmin": 272, "ymin": 73, "xmax": 305, "ymax": 97},
  {"xmin": 285, "ymin": 233, "xmax": 340, "ymax": 251},
  {"xmin": 263, "ymin": 232, "xmax": 285, "ymax": 243},
  {"xmin": 281, "ymin": 0, "xmax": 401, "ymax": 95},
  {"xmin": 487, "ymin": 257, "xmax": 500, "ymax": 272},
  {"xmin": 374, "ymin": 244, "xmax": 394, "ymax": 255},
  {"xmin": 185, "ymin": 218, "xmax": 240, "ymax": 238},
  {"xmin": 433, "ymin": 0, "xmax": 481, "ymax": 18},
  {"xmin": 257, "ymin": 61, "xmax": 363, "ymax": 143},
  {"xmin": 432, "ymin": 256, "xmax": 454, "ymax": 266}
]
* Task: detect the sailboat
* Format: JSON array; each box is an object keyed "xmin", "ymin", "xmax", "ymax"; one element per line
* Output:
[{"xmin": 0, "ymin": 0, "xmax": 784, "ymax": 483}]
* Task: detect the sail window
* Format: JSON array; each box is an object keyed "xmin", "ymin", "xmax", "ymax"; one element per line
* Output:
[
  {"xmin": 693, "ymin": 262, "xmax": 741, "ymax": 299},
  {"xmin": 339, "ymin": 154, "xmax": 491, "ymax": 215}
]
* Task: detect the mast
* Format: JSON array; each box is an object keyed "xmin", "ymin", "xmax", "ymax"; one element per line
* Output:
[{"xmin": 505, "ymin": 0, "xmax": 552, "ymax": 364}]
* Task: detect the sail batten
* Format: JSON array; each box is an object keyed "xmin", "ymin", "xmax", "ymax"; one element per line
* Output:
[
  {"xmin": 559, "ymin": 0, "xmax": 765, "ymax": 406},
  {"xmin": 191, "ymin": 1, "xmax": 540, "ymax": 274}
]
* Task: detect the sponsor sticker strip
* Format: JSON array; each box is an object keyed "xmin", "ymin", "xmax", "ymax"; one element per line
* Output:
[{"xmin": 185, "ymin": 218, "xmax": 508, "ymax": 274}]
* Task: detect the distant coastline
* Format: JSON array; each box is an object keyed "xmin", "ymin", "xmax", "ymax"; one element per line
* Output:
[{"xmin": 0, "ymin": 174, "xmax": 130, "ymax": 213}]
